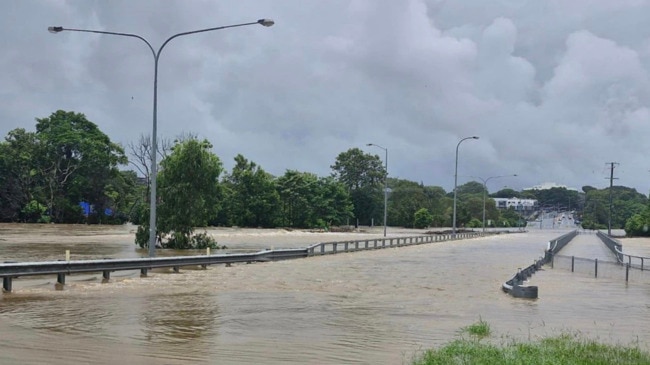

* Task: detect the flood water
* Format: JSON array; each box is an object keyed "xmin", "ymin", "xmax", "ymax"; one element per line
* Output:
[{"xmin": 1, "ymin": 224, "xmax": 649, "ymax": 364}]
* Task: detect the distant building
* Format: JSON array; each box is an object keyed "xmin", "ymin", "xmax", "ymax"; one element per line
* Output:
[
  {"xmin": 493, "ymin": 197, "xmax": 538, "ymax": 214},
  {"xmin": 524, "ymin": 182, "xmax": 579, "ymax": 191}
]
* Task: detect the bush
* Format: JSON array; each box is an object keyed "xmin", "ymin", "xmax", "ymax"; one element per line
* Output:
[
  {"xmin": 414, "ymin": 208, "xmax": 433, "ymax": 229},
  {"xmin": 21, "ymin": 200, "xmax": 48, "ymax": 223}
]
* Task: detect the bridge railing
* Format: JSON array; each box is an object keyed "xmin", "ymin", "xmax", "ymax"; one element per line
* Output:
[
  {"xmin": 550, "ymin": 254, "xmax": 650, "ymax": 284},
  {"xmin": 543, "ymin": 229, "xmax": 578, "ymax": 264},
  {"xmin": 306, "ymin": 231, "xmax": 479, "ymax": 255},
  {"xmin": 614, "ymin": 246, "xmax": 646, "ymax": 271},
  {"xmin": 1, "ymin": 231, "xmax": 485, "ymax": 292},
  {"xmin": 595, "ymin": 230, "xmax": 624, "ymax": 263}
]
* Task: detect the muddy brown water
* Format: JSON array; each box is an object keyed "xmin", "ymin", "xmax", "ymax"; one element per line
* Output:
[{"xmin": 1, "ymin": 224, "xmax": 649, "ymax": 364}]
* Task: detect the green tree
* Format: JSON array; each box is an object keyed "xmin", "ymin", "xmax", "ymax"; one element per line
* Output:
[
  {"xmin": 0, "ymin": 129, "xmax": 41, "ymax": 221},
  {"xmin": 223, "ymin": 154, "xmax": 279, "ymax": 228},
  {"xmin": 135, "ymin": 137, "xmax": 223, "ymax": 249},
  {"xmin": 493, "ymin": 188, "xmax": 520, "ymax": 199},
  {"xmin": 331, "ymin": 148, "xmax": 385, "ymax": 226},
  {"xmin": 34, "ymin": 110, "xmax": 127, "ymax": 223},
  {"xmin": 276, "ymin": 171, "xmax": 353, "ymax": 229},
  {"xmin": 388, "ymin": 179, "xmax": 430, "ymax": 228},
  {"xmin": 413, "ymin": 208, "xmax": 433, "ymax": 229},
  {"xmin": 582, "ymin": 186, "xmax": 646, "ymax": 230}
]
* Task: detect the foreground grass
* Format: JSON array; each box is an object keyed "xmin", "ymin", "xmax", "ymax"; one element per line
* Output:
[{"xmin": 412, "ymin": 322, "xmax": 650, "ymax": 365}]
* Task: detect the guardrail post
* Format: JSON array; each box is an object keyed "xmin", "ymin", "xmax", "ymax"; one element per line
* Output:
[
  {"xmin": 333, "ymin": 243, "xmax": 337, "ymax": 253},
  {"xmin": 551, "ymin": 253, "xmax": 554, "ymax": 269},
  {"xmin": 626, "ymin": 263, "xmax": 630, "ymax": 282},
  {"xmin": 103, "ymin": 271, "xmax": 110, "ymax": 281},
  {"xmin": 140, "ymin": 268, "xmax": 148, "ymax": 277},
  {"xmin": 3, "ymin": 277, "xmax": 12, "ymax": 292},
  {"xmin": 595, "ymin": 259, "xmax": 598, "ymax": 278},
  {"xmin": 57, "ymin": 273, "xmax": 65, "ymax": 285},
  {"xmin": 373, "ymin": 240, "xmax": 377, "ymax": 248},
  {"xmin": 571, "ymin": 256, "xmax": 574, "ymax": 272},
  {"xmin": 355, "ymin": 241, "xmax": 359, "ymax": 250},
  {"xmin": 173, "ymin": 266, "xmax": 180, "ymax": 273},
  {"xmin": 320, "ymin": 244, "xmax": 325, "ymax": 254},
  {"xmin": 642, "ymin": 258, "xmax": 644, "ymax": 271},
  {"xmin": 344, "ymin": 242, "xmax": 349, "ymax": 251}
]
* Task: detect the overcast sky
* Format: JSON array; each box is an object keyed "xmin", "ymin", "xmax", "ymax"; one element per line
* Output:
[{"xmin": 2, "ymin": 0, "xmax": 650, "ymax": 194}]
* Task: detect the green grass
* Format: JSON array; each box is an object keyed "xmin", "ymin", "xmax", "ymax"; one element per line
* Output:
[
  {"xmin": 462, "ymin": 318, "xmax": 491, "ymax": 338},
  {"xmin": 411, "ymin": 322, "xmax": 650, "ymax": 365}
]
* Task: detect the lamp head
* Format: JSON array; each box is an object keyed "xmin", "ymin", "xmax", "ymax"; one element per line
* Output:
[
  {"xmin": 471, "ymin": 136, "xmax": 479, "ymax": 139},
  {"xmin": 257, "ymin": 19, "xmax": 275, "ymax": 27},
  {"xmin": 48, "ymin": 26, "xmax": 64, "ymax": 33}
]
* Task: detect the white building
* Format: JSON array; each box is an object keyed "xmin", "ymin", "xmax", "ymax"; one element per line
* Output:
[
  {"xmin": 525, "ymin": 182, "xmax": 579, "ymax": 192},
  {"xmin": 493, "ymin": 197, "xmax": 538, "ymax": 214}
]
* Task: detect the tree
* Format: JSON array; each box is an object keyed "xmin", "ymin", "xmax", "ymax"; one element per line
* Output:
[
  {"xmin": 331, "ymin": 148, "xmax": 385, "ymax": 225},
  {"xmin": 127, "ymin": 133, "xmax": 172, "ymax": 199},
  {"xmin": 582, "ymin": 186, "xmax": 646, "ymax": 230},
  {"xmin": 135, "ymin": 137, "xmax": 223, "ymax": 249},
  {"xmin": 35, "ymin": 110, "xmax": 126, "ymax": 222},
  {"xmin": 276, "ymin": 171, "xmax": 353, "ymax": 229},
  {"xmin": 457, "ymin": 181, "xmax": 485, "ymax": 195},
  {"xmin": 493, "ymin": 188, "xmax": 520, "ymax": 199},
  {"xmin": 0, "ymin": 129, "xmax": 40, "ymax": 221},
  {"xmin": 222, "ymin": 154, "xmax": 280, "ymax": 228},
  {"xmin": 413, "ymin": 208, "xmax": 433, "ymax": 229}
]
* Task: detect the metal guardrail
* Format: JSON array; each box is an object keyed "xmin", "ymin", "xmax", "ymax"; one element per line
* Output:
[
  {"xmin": 595, "ymin": 230, "xmax": 624, "ymax": 263},
  {"xmin": 305, "ymin": 232, "xmax": 477, "ymax": 255},
  {"xmin": 614, "ymin": 247, "xmax": 646, "ymax": 271},
  {"xmin": 1, "ymin": 231, "xmax": 484, "ymax": 292},
  {"xmin": 502, "ymin": 230, "xmax": 579, "ymax": 299},
  {"xmin": 545, "ymin": 230, "xmax": 649, "ymax": 283}
]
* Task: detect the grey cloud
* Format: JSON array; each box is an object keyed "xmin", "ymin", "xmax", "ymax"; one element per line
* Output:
[{"xmin": 2, "ymin": 0, "xmax": 650, "ymax": 194}]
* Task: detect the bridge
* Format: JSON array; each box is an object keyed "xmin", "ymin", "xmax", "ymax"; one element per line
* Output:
[
  {"xmin": 1, "ymin": 231, "xmax": 482, "ymax": 293},
  {"xmin": 2, "ymin": 223, "xmax": 648, "ymax": 295},
  {"xmin": 502, "ymin": 227, "xmax": 650, "ymax": 299}
]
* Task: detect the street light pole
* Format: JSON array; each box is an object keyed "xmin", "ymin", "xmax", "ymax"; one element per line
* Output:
[
  {"xmin": 471, "ymin": 174, "xmax": 517, "ymax": 233},
  {"xmin": 48, "ymin": 19, "xmax": 274, "ymax": 257},
  {"xmin": 367, "ymin": 143, "xmax": 388, "ymax": 237},
  {"xmin": 452, "ymin": 136, "xmax": 479, "ymax": 236}
]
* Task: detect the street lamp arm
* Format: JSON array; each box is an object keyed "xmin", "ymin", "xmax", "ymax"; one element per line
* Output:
[
  {"xmin": 452, "ymin": 136, "xmax": 479, "ymax": 235},
  {"xmin": 48, "ymin": 27, "xmax": 156, "ymax": 58},
  {"xmin": 366, "ymin": 143, "xmax": 386, "ymax": 151},
  {"xmin": 156, "ymin": 20, "xmax": 272, "ymax": 60}
]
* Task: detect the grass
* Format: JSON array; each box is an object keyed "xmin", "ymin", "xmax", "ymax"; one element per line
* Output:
[
  {"xmin": 462, "ymin": 318, "xmax": 491, "ymax": 338},
  {"xmin": 411, "ymin": 321, "xmax": 650, "ymax": 365}
]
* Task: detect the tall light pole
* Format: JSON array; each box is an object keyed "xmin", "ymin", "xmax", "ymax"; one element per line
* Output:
[
  {"xmin": 471, "ymin": 174, "xmax": 517, "ymax": 233},
  {"xmin": 452, "ymin": 136, "xmax": 479, "ymax": 235},
  {"xmin": 367, "ymin": 143, "xmax": 388, "ymax": 237},
  {"xmin": 48, "ymin": 19, "xmax": 274, "ymax": 257}
]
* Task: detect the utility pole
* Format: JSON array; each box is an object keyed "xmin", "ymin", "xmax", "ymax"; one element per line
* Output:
[{"xmin": 606, "ymin": 162, "xmax": 619, "ymax": 236}]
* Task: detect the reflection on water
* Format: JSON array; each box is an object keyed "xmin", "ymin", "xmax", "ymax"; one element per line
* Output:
[{"xmin": 1, "ymin": 225, "xmax": 649, "ymax": 364}]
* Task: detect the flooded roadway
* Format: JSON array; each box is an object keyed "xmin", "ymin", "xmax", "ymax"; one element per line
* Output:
[{"xmin": 1, "ymin": 224, "xmax": 649, "ymax": 364}]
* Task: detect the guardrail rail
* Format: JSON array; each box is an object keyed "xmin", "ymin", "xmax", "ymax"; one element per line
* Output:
[{"xmin": 2, "ymin": 231, "xmax": 484, "ymax": 292}]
